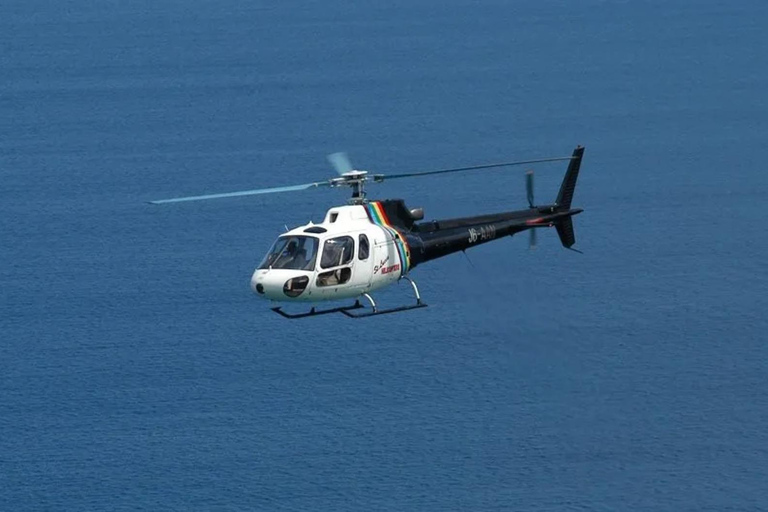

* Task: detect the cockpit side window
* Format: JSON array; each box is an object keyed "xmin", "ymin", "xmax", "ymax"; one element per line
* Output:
[
  {"xmin": 320, "ymin": 236, "xmax": 354, "ymax": 269},
  {"xmin": 316, "ymin": 235, "xmax": 355, "ymax": 287},
  {"xmin": 258, "ymin": 236, "xmax": 319, "ymax": 271},
  {"xmin": 358, "ymin": 234, "xmax": 369, "ymax": 260}
]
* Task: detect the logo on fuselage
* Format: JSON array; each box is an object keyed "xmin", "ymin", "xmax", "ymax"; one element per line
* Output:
[
  {"xmin": 374, "ymin": 256, "xmax": 400, "ymax": 275},
  {"xmin": 380, "ymin": 264, "xmax": 400, "ymax": 275}
]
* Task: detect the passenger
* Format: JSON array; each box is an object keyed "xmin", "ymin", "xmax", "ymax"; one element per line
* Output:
[{"xmin": 321, "ymin": 243, "xmax": 341, "ymax": 268}]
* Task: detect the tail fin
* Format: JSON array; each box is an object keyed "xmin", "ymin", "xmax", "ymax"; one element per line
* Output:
[
  {"xmin": 556, "ymin": 217, "xmax": 576, "ymax": 248},
  {"xmin": 556, "ymin": 146, "xmax": 584, "ymax": 210},
  {"xmin": 553, "ymin": 146, "xmax": 584, "ymax": 250}
]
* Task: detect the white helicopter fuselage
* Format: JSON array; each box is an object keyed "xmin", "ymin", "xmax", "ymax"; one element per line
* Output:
[
  {"xmin": 250, "ymin": 203, "xmax": 412, "ymax": 303},
  {"xmin": 150, "ymin": 146, "xmax": 586, "ymax": 318}
]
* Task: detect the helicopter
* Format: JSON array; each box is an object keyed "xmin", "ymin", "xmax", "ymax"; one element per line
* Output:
[{"xmin": 150, "ymin": 145, "xmax": 585, "ymax": 318}]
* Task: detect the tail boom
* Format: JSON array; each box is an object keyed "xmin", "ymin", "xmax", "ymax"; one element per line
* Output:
[{"xmin": 400, "ymin": 145, "xmax": 586, "ymax": 267}]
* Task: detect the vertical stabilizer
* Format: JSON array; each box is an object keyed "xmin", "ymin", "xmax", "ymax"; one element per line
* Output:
[
  {"xmin": 555, "ymin": 217, "xmax": 576, "ymax": 248},
  {"xmin": 556, "ymin": 146, "xmax": 584, "ymax": 210}
]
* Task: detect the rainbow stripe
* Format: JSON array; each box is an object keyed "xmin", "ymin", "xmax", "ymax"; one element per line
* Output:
[{"xmin": 366, "ymin": 202, "xmax": 411, "ymax": 276}]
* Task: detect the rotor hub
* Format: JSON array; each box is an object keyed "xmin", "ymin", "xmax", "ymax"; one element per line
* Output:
[
  {"xmin": 340, "ymin": 170, "xmax": 367, "ymax": 179},
  {"xmin": 328, "ymin": 170, "xmax": 370, "ymax": 203}
]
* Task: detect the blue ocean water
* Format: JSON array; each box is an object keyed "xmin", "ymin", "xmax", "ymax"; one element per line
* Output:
[{"xmin": 2, "ymin": 1, "xmax": 768, "ymax": 509}]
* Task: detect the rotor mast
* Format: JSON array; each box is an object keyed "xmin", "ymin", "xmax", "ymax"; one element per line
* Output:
[{"xmin": 351, "ymin": 179, "xmax": 365, "ymax": 203}]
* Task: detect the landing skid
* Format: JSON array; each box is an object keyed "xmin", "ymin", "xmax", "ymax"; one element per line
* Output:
[
  {"xmin": 271, "ymin": 301, "xmax": 365, "ymax": 319},
  {"xmin": 271, "ymin": 276, "xmax": 427, "ymax": 319},
  {"xmin": 339, "ymin": 299, "xmax": 427, "ymax": 318}
]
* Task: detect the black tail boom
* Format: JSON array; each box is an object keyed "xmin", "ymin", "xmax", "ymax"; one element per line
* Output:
[{"xmin": 402, "ymin": 145, "xmax": 585, "ymax": 267}]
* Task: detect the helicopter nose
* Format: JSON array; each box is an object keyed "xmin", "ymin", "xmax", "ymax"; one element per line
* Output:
[
  {"xmin": 251, "ymin": 269, "xmax": 313, "ymax": 300},
  {"xmin": 250, "ymin": 270, "xmax": 266, "ymax": 296}
]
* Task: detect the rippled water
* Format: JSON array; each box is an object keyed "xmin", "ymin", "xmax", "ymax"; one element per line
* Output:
[{"xmin": 2, "ymin": 1, "xmax": 768, "ymax": 509}]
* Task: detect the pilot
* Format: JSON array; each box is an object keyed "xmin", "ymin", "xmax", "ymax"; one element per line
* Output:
[
  {"xmin": 275, "ymin": 240, "xmax": 298, "ymax": 268},
  {"xmin": 293, "ymin": 247, "xmax": 308, "ymax": 270}
]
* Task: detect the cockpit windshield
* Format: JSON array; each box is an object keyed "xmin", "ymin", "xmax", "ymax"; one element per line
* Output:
[{"xmin": 259, "ymin": 235, "xmax": 319, "ymax": 271}]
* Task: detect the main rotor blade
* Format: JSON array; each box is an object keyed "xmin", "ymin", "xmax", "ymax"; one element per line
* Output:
[
  {"xmin": 148, "ymin": 182, "xmax": 328, "ymax": 205},
  {"xmin": 327, "ymin": 152, "xmax": 354, "ymax": 175},
  {"xmin": 373, "ymin": 156, "xmax": 574, "ymax": 182}
]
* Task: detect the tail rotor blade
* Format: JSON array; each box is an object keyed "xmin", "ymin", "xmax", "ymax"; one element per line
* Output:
[
  {"xmin": 526, "ymin": 170, "xmax": 535, "ymax": 208},
  {"xmin": 526, "ymin": 169, "xmax": 537, "ymax": 248},
  {"xmin": 327, "ymin": 152, "xmax": 354, "ymax": 175}
]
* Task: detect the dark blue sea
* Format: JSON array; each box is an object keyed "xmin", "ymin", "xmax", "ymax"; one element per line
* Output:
[{"xmin": 2, "ymin": 1, "xmax": 768, "ymax": 510}]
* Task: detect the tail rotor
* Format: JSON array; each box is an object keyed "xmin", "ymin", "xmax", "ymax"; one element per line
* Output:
[
  {"xmin": 526, "ymin": 170, "xmax": 537, "ymax": 249},
  {"xmin": 526, "ymin": 169, "xmax": 535, "ymax": 208}
]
